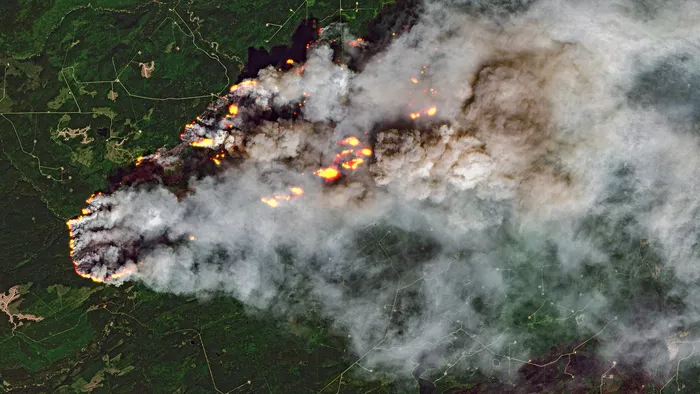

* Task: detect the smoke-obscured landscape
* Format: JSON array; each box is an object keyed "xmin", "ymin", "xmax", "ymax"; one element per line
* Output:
[{"xmin": 4, "ymin": 0, "xmax": 700, "ymax": 392}]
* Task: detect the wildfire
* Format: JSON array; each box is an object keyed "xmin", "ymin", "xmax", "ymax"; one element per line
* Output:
[
  {"xmin": 314, "ymin": 167, "xmax": 340, "ymax": 181},
  {"xmin": 310, "ymin": 137, "xmax": 371, "ymax": 182},
  {"xmin": 332, "ymin": 149, "xmax": 354, "ymax": 164},
  {"xmin": 261, "ymin": 197, "xmax": 280, "ymax": 208},
  {"xmin": 411, "ymin": 77, "xmax": 419, "ymax": 84},
  {"xmin": 189, "ymin": 235, "xmax": 196, "ymax": 241},
  {"xmin": 409, "ymin": 106, "xmax": 438, "ymax": 119},
  {"xmin": 228, "ymin": 104, "xmax": 239, "ymax": 115},
  {"xmin": 339, "ymin": 136, "xmax": 360, "ymax": 146},
  {"xmin": 286, "ymin": 58, "xmax": 294, "ymax": 65},
  {"xmin": 229, "ymin": 80, "xmax": 257, "ymax": 93},
  {"xmin": 75, "ymin": 269, "xmax": 103, "ymax": 283},
  {"xmin": 341, "ymin": 158, "xmax": 364, "ymax": 170},
  {"xmin": 260, "ymin": 186, "xmax": 304, "ymax": 208},
  {"xmin": 108, "ymin": 266, "xmax": 137, "ymax": 281},
  {"xmin": 86, "ymin": 192, "xmax": 101, "ymax": 204},
  {"xmin": 191, "ymin": 138, "xmax": 215, "ymax": 148},
  {"xmin": 211, "ymin": 151, "xmax": 226, "ymax": 166}
]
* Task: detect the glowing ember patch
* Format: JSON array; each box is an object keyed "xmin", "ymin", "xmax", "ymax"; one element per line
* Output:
[
  {"xmin": 410, "ymin": 113, "xmax": 420, "ymax": 119},
  {"xmin": 289, "ymin": 187, "xmax": 304, "ymax": 196},
  {"xmin": 314, "ymin": 167, "xmax": 340, "ymax": 180},
  {"xmin": 211, "ymin": 152, "xmax": 225, "ymax": 166},
  {"xmin": 426, "ymin": 106, "xmax": 437, "ymax": 116},
  {"xmin": 228, "ymin": 104, "xmax": 239, "ymax": 115},
  {"xmin": 76, "ymin": 270, "xmax": 103, "ymax": 283},
  {"xmin": 333, "ymin": 149, "xmax": 354, "ymax": 163},
  {"xmin": 81, "ymin": 208, "xmax": 90, "ymax": 215},
  {"xmin": 109, "ymin": 266, "xmax": 136, "ymax": 281},
  {"xmin": 230, "ymin": 80, "xmax": 257, "ymax": 92},
  {"xmin": 191, "ymin": 138, "xmax": 215, "ymax": 148},
  {"xmin": 341, "ymin": 158, "xmax": 364, "ymax": 170},
  {"xmin": 339, "ymin": 136, "xmax": 360, "ymax": 146},
  {"xmin": 358, "ymin": 148, "xmax": 373, "ymax": 156},
  {"xmin": 189, "ymin": 235, "xmax": 196, "ymax": 241},
  {"xmin": 286, "ymin": 59, "xmax": 294, "ymax": 64},
  {"xmin": 261, "ymin": 197, "xmax": 279, "ymax": 208},
  {"xmin": 86, "ymin": 193, "xmax": 100, "ymax": 204},
  {"xmin": 410, "ymin": 77, "xmax": 419, "ymax": 84}
]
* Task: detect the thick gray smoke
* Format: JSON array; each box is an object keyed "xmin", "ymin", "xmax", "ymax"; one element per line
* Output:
[{"xmin": 69, "ymin": 0, "xmax": 700, "ymax": 387}]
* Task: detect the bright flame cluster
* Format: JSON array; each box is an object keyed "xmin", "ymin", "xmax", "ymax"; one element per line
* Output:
[
  {"xmin": 409, "ymin": 106, "xmax": 437, "ymax": 120},
  {"xmin": 261, "ymin": 186, "xmax": 305, "ymax": 208},
  {"xmin": 262, "ymin": 137, "xmax": 372, "ymax": 208},
  {"xmin": 229, "ymin": 80, "xmax": 257, "ymax": 93},
  {"xmin": 191, "ymin": 138, "xmax": 215, "ymax": 148},
  {"xmin": 312, "ymin": 136, "xmax": 373, "ymax": 182},
  {"xmin": 406, "ymin": 67, "xmax": 439, "ymax": 119},
  {"xmin": 211, "ymin": 151, "xmax": 226, "ymax": 166}
]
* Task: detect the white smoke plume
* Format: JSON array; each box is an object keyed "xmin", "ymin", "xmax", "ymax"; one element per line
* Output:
[{"xmin": 68, "ymin": 0, "xmax": 700, "ymax": 387}]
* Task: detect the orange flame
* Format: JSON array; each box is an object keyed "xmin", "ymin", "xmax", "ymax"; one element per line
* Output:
[
  {"xmin": 86, "ymin": 192, "xmax": 101, "ymax": 204},
  {"xmin": 260, "ymin": 186, "xmax": 304, "ymax": 208},
  {"xmin": 210, "ymin": 152, "xmax": 226, "ymax": 166},
  {"xmin": 191, "ymin": 138, "xmax": 215, "ymax": 148},
  {"xmin": 332, "ymin": 149, "xmax": 354, "ymax": 164},
  {"xmin": 261, "ymin": 197, "xmax": 280, "ymax": 208},
  {"xmin": 314, "ymin": 167, "xmax": 340, "ymax": 181},
  {"xmin": 228, "ymin": 104, "xmax": 239, "ymax": 115},
  {"xmin": 108, "ymin": 266, "xmax": 137, "ymax": 281},
  {"xmin": 426, "ymin": 106, "xmax": 437, "ymax": 116},
  {"xmin": 339, "ymin": 136, "xmax": 360, "ymax": 146},
  {"xmin": 229, "ymin": 80, "xmax": 257, "ymax": 92},
  {"xmin": 286, "ymin": 59, "xmax": 294, "ymax": 65},
  {"xmin": 410, "ymin": 77, "xmax": 419, "ymax": 84},
  {"xmin": 341, "ymin": 158, "xmax": 364, "ymax": 170},
  {"xmin": 357, "ymin": 148, "xmax": 372, "ymax": 157}
]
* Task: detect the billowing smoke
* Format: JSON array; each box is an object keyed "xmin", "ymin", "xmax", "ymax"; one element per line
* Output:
[{"xmin": 67, "ymin": 0, "xmax": 700, "ymax": 388}]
